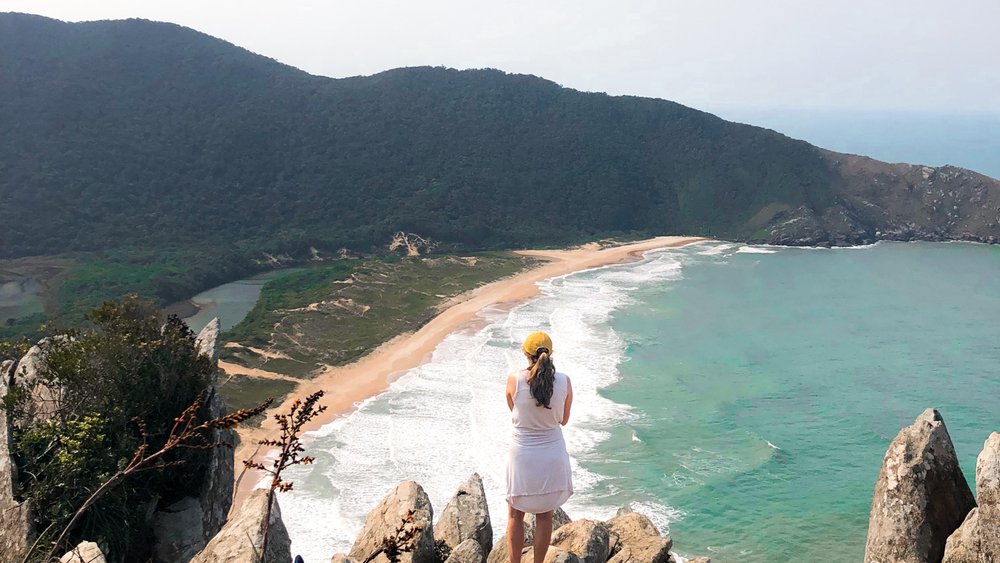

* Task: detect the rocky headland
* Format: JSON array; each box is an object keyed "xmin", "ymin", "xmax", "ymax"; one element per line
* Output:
[{"xmin": 766, "ymin": 152, "xmax": 1000, "ymax": 247}]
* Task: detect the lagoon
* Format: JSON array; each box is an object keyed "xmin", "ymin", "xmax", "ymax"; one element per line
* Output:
[{"xmin": 182, "ymin": 269, "xmax": 298, "ymax": 334}]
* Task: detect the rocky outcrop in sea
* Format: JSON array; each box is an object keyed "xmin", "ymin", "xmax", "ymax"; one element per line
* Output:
[{"xmin": 764, "ymin": 153, "xmax": 1000, "ymax": 247}]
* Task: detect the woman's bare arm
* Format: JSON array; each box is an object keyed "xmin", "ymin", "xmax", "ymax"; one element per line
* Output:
[
  {"xmin": 561, "ymin": 377, "xmax": 574, "ymax": 425},
  {"xmin": 506, "ymin": 373, "xmax": 516, "ymax": 411}
]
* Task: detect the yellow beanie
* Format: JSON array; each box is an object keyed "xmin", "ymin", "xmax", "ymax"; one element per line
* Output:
[{"xmin": 522, "ymin": 331, "xmax": 554, "ymax": 356}]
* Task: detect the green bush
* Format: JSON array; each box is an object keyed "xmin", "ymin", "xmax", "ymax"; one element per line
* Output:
[{"xmin": 4, "ymin": 295, "xmax": 217, "ymax": 562}]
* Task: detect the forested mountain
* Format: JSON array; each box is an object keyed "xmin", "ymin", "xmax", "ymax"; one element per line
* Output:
[{"xmin": 1, "ymin": 13, "xmax": 998, "ymax": 317}]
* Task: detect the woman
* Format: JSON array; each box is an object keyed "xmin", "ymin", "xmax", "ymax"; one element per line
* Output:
[{"xmin": 505, "ymin": 331, "xmax": 574, "ymax": 563}]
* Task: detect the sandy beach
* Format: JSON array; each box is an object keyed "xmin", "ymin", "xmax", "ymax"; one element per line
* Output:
[{"xmin": 229, "ymin": 235, "xmax": 704, "ymax": 508}]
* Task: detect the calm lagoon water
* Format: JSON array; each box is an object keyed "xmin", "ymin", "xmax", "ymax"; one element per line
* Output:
[
  {"xmin": 280, "ymin": 241, "xmax": 1000, "ymax": 562},
  {"xmin": 182, "ymin": 269, "xmax": 298, "ymax": 333},
  {"xmin": 0, "ymin": 277, "xmax": 43, "ymax": 321}
]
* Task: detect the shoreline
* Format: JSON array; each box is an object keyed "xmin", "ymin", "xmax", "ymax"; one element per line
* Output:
[
  {"xmin": 163, "ymin": 298, "xmax": 201, "ymax": 319},
  {"xmin": 229, "ymin": 235, "xmax": 706, "ymax": 509}
]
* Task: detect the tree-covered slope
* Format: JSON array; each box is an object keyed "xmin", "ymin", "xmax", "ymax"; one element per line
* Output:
[
  {"xmin": 0, "ymin": 13, "xmax": 840, "ymax": 258},
  {"xmin": 1, "ymin": 13, "xmax": 998, "ymax": 293}
]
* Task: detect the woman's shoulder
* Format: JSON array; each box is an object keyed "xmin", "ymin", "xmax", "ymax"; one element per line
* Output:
[
  {"xmin": 555, "ymin": 371, "xmax": 571, "ymax": 383},
  {"xmin": 507, "ymin": 369, "xmax": 529, "ymax": 381}
]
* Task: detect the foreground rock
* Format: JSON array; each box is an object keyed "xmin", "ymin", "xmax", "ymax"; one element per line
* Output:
[
  {"xmin": 197, "ymin": 318, "xmax": 235, "ymax": 541},
  {"xmin": 487, "ymin": 508, "xmax": 571, "ymax": 563},
  {"xmin": 436, "ymin": 473, "xmax": 492, "ymax": 558},
  {"xmin": 605, "ymin": 512, "xmax": 672, "ymax": 563},
  {"xmin": 550, "ymin": 519, "xmax": 609, "ymax": 563},
  {"xmin": 445, "ymin": 538, "xmax": 485, "ymax": 563},
  {"xmin": 0, "ymin": 359, "xmax": 33, "ymax": 562},
  {"xmin": 943, "ymin": 432, "xmax": 1000, "ymax": 562},
  {"xmin": 59, "ymin": 541, "xmax": 107, "ymax": 563},
  {"xmin": 518, "ymin": 546, "xmax": 582, "ymax": 563},
  {"xmin": 152, "ymin": 318, "xmax": 235, "ymax": 562},
  {"xmin": 152, "ymin": 496, "xmax": 206, "ymax": 562},
  {"xmin": 198, "ymin": 384, "xmax": 236, "ymax": 538},
  {"xmin": 190, "ymin": 489, "xmax": 290, "ymax": 563},
  {"xmin": 195, "ymin": 318, "xmax": 221, "ymax": 363},
  {"xmin": 865, "ymin": 408, "xmax": 977, "ymax": 563},
  {"xmin": 12, "ymin": 336, "xmax": 71, "ymax": 424},
  {"xmin": 349, "ymin": 481, "xmax": 435, "ymax": 563},
  {"xmin": 527, "ymin": 508, "xmax": 573, "ymax": 542}
]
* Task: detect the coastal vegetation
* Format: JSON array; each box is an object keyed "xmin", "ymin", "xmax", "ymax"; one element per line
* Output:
[
  {"xmin": 4, "ymin": 297, "xmax": 218, "ymax": 560},
  {"xmin": 215, "ymin": 253, "xmax": 535, "ymax": 413},
  {"xmin": 0, "ymin": 249, "xmax": 259, "ymax": 340},
  {"xmin": 222, "ymin": 254, "xmax": 535, "ymax": 376}
]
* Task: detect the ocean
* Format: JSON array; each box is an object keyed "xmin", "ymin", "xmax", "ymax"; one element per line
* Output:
[
  {"xmin": 712, "ymin": 108, "xmax": 1000, "ymax": 180},
  {"xmin": 277, "ymin": 241, "xmax": 1000, "ymax": 562}
]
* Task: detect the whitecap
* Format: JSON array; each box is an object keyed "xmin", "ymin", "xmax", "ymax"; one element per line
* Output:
[
  {"xmin": 735, "ymin": 246, "xmax": 778, "ymax": 254},
  {"xmin": 279, "ymin": 248, "xmax": 692, "ymax": 561},
  {"xmin": 696, "ymin": 243, "xmax": 738, "ymax": 256}
]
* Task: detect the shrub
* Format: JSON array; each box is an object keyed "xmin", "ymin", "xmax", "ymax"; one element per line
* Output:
[{"xmin": 4, "ymin": 295, "xmax": 217, "ymax": 561}]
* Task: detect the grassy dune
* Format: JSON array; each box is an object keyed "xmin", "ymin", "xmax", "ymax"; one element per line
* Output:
[{"xmin": 216, "ymin": 253, "xmax": 537, "ymax": 408}]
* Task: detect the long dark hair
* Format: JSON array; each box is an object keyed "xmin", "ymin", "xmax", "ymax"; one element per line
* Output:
[{"xmin": 527, "ymin": 348, "xmax": 556, "ymax": 408}]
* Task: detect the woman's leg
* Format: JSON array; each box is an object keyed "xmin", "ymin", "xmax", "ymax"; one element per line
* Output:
[
  {"xmin": 532, "ymin": 510, "xmax": 553, "ymax": 563},
  {"xmin": 507, "ymin": 503, "xmax": 526, "ymax": 563}
]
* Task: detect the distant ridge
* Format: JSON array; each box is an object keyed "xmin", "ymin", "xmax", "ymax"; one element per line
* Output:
[{"xmin": 1, "ymin": 12, "xmax": 998, "ymax": 263}]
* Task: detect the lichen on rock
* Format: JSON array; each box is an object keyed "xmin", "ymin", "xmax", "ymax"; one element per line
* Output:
[
  {"xmin": 943, "ymin": 432, "xmax": 1000, "ymax": 562},
  {"xmin": 864, "ymin": 408, "xmax": 976, "ymax": 563},
  {"xmin": 436, "ymin": 473, "xmax": 492, "ymax": 559}
]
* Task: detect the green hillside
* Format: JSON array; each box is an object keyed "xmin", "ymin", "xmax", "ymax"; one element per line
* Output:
[
  {"xmin": 1, "ymin": 13, "xmax": 998, "ymax": 327},
  {"xmin": 0, "ymin": 13, "xmax": 833, "ymax": 257}
]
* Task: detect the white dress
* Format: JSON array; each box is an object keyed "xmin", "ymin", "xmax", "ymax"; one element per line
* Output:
[{"xmin": 506, "ymin": 369, "xmax": 573, "ymax": 513}]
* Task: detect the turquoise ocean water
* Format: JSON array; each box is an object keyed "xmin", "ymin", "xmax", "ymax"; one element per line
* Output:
[
  {"xmin": 589, "ymin": 242, "xmax": 1000, "ymax": 560},
  {"xmin": 280, "ymin": 242, "xmax": 1000, "ymax": 562}
]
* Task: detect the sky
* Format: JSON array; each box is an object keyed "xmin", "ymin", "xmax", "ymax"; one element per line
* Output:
[{"xmin": 2, "ymin": 0, "xmax": 999, "ymax": 115}]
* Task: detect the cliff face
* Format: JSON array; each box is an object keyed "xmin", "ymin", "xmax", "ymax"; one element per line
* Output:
[
  {"xmin": 763, "ymin": 151, "xmax": 1000, "ymax": 246},
  {"xmin": 0, "ymin": 360, "xmax": 33, "ymax": 562}
]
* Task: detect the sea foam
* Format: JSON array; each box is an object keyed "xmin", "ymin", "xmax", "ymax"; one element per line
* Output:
[
  {"xmin": 278, "ymin": 249, "xmax": 687, "ymax": 561},
  {"xmin": 735, "ymin": 245, "xmax": 779, "ymax": 254}
]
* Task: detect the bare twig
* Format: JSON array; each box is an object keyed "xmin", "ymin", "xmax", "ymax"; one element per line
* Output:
[
  {"xmin": 243, "ymin": 390, "xmax": 327, "ymax": 561},
  {"xmin": 31, "ymin": 390, "xmax": 273, "ymax": 563},
  {"xmin": 362, "ymin": 510, "xmax": 424, "ymax": 563}
]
